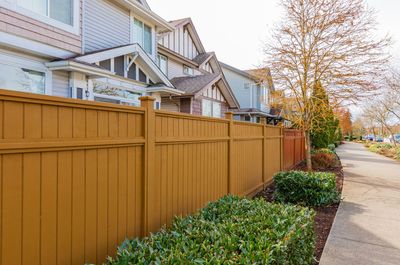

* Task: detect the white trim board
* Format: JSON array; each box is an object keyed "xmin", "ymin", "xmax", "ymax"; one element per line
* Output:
[{"xmin": 0, "ymin": 32, "xmax": 77, "ymax": 59}]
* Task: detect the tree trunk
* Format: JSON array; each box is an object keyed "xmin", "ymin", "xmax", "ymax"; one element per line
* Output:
[{"xmin": 305, "ymin": 130, "xmax": 312, "ymax": 171}]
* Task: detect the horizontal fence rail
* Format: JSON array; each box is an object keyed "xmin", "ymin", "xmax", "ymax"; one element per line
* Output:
[{"xmin": 0, "ymin": 89, "xmax": 305, "ymax": 265}]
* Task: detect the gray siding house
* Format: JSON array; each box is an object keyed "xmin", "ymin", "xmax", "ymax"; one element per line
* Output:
[{"xmin": 220, "ymin": 62, "xmax": 278, "ymax": 124}]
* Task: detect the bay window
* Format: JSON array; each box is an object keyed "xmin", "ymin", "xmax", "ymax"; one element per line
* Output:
[{"xmin": 133, "ymin": 18, "xmax": 153, "ymax": 54}]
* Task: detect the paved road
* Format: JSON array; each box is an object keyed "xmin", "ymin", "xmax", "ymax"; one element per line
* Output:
[{"xmin": 320, "ymin": 142, "xmax": 400, "ymax": 265}]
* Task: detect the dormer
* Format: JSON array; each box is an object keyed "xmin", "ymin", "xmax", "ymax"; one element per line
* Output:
[{"xmin": 158, "ymin": 18, "xmax": 205, "ymax": 61}]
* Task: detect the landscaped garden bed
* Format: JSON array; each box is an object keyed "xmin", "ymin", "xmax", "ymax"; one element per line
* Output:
[
  {"xmin": 107, "ymin": 196, "xmax": 315, "ymax": 264},
  {"xmin": 365, "ymin": 142, "xmax": 400, "ymax": 161},
  {"xmin": 256, "ymin": 157, "xmax": 344, "ymax": 264}
]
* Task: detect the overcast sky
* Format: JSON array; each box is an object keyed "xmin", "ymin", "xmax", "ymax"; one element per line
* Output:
[{"xmin": 150, "ymin": 0, "xmax": 399, "ymax": 70}]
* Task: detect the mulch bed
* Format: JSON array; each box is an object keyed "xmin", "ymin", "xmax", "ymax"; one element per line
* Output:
[{"xmin": 255, "ymin": 160, "xmax": 344, "ymax": 264}]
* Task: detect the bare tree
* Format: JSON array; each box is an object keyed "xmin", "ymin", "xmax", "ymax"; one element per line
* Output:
[
  {"xmin": 383, "ymin": 68, "xmax": 400, "ymax": 122},
  {"xmin": 363, "ymin": 101, "xmax": 397, "ymax": 146},
  {"xmin": 264, "ymin": 0, "xmax": 391, "ymax": 170}
]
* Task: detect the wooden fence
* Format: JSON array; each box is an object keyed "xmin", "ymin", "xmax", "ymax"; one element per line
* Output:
[
  {"xmin": 0, "ymin": 89, "xmax": 304, "ymax": 265},
  {"xmin": 283, "ymin": 129, "xmax": 306, "ymax": 170}
]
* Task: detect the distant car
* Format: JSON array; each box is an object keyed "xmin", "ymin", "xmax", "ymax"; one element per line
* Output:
[
  {"xmin": 395, "ymin": 134, "xmax": 400, "ymax": 143},
  {"xmin": 376, "ymin": 137, "xmax": 384, "ymax": 142}
]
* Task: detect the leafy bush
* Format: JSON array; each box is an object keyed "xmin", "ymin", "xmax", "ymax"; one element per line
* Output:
[
  {"xmin": 107, "ymin": 196, "xmax": 316, "ymax": 265},
  {"xmin": 368, "ymin": 143, "xmax": 400, "ymax": 161},
  {"xmin": 274, "ymin": 171, "xmax": 340, "ymax": 207},
  {"xmin": 311, "ymin": 148, "xmax": 335, "ymax": 155},
  {"xmin": 312, "ymin": 153, "xmax": 338, "ymax": 169},
  {"xmin": 327, "ymin": 144, "xmax": 336, "ymax": 151}
]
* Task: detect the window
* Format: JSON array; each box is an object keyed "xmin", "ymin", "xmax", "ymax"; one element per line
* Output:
[
  {"xmin": 155, "ymin": 102, "xmax": 161, "ymax": 110},
  {"xmin": 212, "ymin": 101, "xmax": 221, "ymax": 118},
  {"xmin": 202, "ymin": 99, "xmax": 212, "ymax": 117},
  {"xmin": 0, "ymin": 63, "xmax": 46, "ymax": 94},
  {"xmin": 183, "ymin": 65, "xmax": 194, "ymax": 76},
  {"xmin": 157, "ymin": 54, "xmax": 168, "ymax": 75},
  {"xmin": 99, "ymin": 60, "xmax": 111, "ymax": 71},
  {"xmin": 93, "ymin": 81, "xmax": 142, "ymax": 106},
  {"xmin": 3, "ymin": 0, "xmax": 75, "ymax": 27},
  {"xmin": 139, "ymin": 69, "xmax": 147, "ymax": 83},
  {"xmin": 114, "ymin": 56, "xmax": 125, "ymax": 77},
  {"xmin": 202, "ymin": 99, "xmax": 221, "ymax": 118},
  {"xmin": 133, "ymin": 18, "xmax": 152, "ymax": 54}
]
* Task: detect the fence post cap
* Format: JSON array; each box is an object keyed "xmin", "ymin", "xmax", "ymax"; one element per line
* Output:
[
  {"xmin": 260, "ymin": 117, "xmax": 267, "ymax": 124},
  {"xmin": 139, "ymin": 96, "xmax": 156, "ymax": 101},
  {"xmin": 225, "ymin": 112, "xmax": 234, "ymax": 120},
  {"xmin": 139, "ymin": 96, "xmax": 156, "ymax": 109}
]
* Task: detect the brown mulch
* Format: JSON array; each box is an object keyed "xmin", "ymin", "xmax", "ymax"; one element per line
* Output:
[{"xmin": 255, "ymin": 159, "xmax": 344, "ymax": 265}]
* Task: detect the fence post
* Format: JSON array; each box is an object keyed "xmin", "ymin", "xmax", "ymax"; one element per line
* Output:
[
  {"xmin": 140, "ymin": 96, "xmax": 156, "ymax": 236},
  {"xmin": 280, "ymin": 127, "xmax": 284, "ymax": 171},
  {"xmin": 225, "ymin": 112, "xmax": 234, "ymax": 194},
  {"xmin": 260, "ymin": 117, "xmax": 267, "ymax": 186}
]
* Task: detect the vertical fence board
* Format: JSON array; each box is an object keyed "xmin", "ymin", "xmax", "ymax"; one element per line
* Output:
[
  {"xmin": 2, "ymin": 154, "xmax": 23, "ymax": 265},
  {"xmin": 22, "ymin": 153, "xmax": 41, "ymax": 265},
  {"xmin": 40, "ymin": 152, "xmax": 57, "ymax": 265},
  {"xmin": 57, "ymin": 151, "xmax": 72, "ymax": 265}
]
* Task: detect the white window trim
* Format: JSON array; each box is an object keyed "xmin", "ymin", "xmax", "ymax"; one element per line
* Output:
[
  {"xmin": 183, "ymin": 65, "xmax": 194, "ymax": 76},
  {"xmin": 130, "ymin": 12, "xmax": 156, "ymax": 58},
  {"xmin": 0, "ymin": 0, "xmax": 80, "ymax": 35},
  {"xmin": 157, "ymin": 54, "xmax": 168, "ymax": 76},
  {"xmin": 0, "ymin": 51, "xmax": 52, "ymax": 95}
]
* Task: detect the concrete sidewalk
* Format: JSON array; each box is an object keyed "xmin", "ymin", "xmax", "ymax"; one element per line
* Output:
[{"xmin": 320, "ymin": 142, "xmax": 400, "ymax": 265}]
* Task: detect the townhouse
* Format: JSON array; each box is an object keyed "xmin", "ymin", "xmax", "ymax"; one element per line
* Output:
[
  {"xmin": 0, "ymin": 0, "xmax": 239, "ymax": 116},
  {"xmin": 220, "ymin": 62, "xmax": 280, "ymax": 124},
  {"xmin": 157, "ymin": 18, "xmax": 239, "ymax": 117}
]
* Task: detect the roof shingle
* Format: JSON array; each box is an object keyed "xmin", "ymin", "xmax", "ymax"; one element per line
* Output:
[{"xmin": 170, "ymin": 73, "xmax": 221, "ymax": 95}]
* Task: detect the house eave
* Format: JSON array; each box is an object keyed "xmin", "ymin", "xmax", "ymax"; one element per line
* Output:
[{"xmin": 116, "ymin": 0, "xmax": 174, "ymax": 33}]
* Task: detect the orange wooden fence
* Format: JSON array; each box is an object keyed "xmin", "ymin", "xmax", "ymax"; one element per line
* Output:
[
  {"xmin": 0, "ymin": 89, "xmax": 304, "ymax": 265},
  {"xmin": 283, "ymin": 129, "xmax": 306, "ymax": 170}
]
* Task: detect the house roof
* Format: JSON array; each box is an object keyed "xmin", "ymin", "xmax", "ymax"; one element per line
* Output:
[
  {"xmin": 192, "ymin": 52, "xmax": 214, "ymax": 65},
  {"xmin": 47, "ymin": 44, "xmax": 182, "ymax": 93},
  {"xmin": 170, "ymin": 73, "xmax": 221, "ymax": 94},
  {"xmin": 168, "ymin": 18, "xmax": 206, "ymax": 54},
  {"xmin": 114, "ymin": 0, "xmax": 173, "ymax": 33},
  {"xmin": 219, "ymin": 62, "xmax": 259, "ymax": 82},
  {"xmin": 232, "ymin": 108, "xmax": 277, "ymax": 118},
  {"xmin": 246, "ymin": 68, "xmax": 275, "ymax": 91},
  {"xmin": 170, "ymin": 73, "xmax": 239, "ymax": 108}
]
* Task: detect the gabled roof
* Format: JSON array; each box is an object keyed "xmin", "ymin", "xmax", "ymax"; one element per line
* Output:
[
  {"xmin": 219, "ymin": 62, "xmax": 259, "ymax": 82},
  {"xmin": 168, "ymin": 18, "xmax": 206, "ymax": 54},
  {"xmin": 135, "ymin": 0, "xmax": 151, "ymax": 10},
  {"xmin": 114, "ymin": 0, "xmax": 173, "ymax": 33},
  {"xmin": 170, "ymin": 73, "xmax": 221, "ymax": 94},
  {"xmin": 170, "ymin": 73, "xmax": 239, "ymax": 108},
  {"xmin": 74, "ymin": 44, "xmax": 174, "ymax": 87},
  {"xmin": 193, "ymin": 52, "xmax": 214, "ymax": 66},
  {"xmin": 47, "ymin": 44, "xmax": 180, "ymax": 91}
]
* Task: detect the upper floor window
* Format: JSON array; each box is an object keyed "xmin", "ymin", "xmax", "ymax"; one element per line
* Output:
[
  {"xmin": 1, "ymin": 0, "xmax": 77, "ymax": 33},
  {"xmin": 183, "ymin": 65, "xmax": 194, "ymax": 76},
  {"xmin": 18, "ymin": 0, "xmax": 72, "ymax": 24},
  {"xmin": 157, "ymin": 54, "xmax": 168, "ymax": 75},
  {"xmin": 133, "ymin": 18, "xmax": 152, "ymax": 54}
]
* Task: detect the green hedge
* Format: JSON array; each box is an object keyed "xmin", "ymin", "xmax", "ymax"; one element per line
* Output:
[
  {"xmin": 274, "ymin": 171, "xmax": 340, "ymax": 206},
  {"xmin": 107, "ymin": 196, "xmax": 315, "ymax": 265}
]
